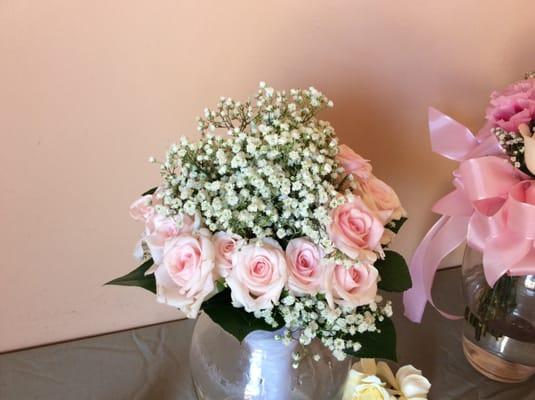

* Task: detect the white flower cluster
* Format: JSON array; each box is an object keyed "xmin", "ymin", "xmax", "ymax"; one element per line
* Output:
[
  {"xmin": 158, "ymin": 83, "xmax": 340, "ymax": 251},
  {"xmin": 256, "ymin": 291, "xmax": 393, "ymax": 362},
  {"xmin": 493, "ymin": 126, "xmax": 525, "ymax": 169}
]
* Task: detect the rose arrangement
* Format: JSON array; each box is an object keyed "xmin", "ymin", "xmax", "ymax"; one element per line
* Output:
[
  {"xmin": 404, "ymin": 73, "xmax": 535, "ymax": 336},
  {"xmin": 342, "ymin": 359, "xmax": 431, "ymax": 400},
  {"xmin": 109, "ymin": 83, "xmax": 411, "ymax": 362}
]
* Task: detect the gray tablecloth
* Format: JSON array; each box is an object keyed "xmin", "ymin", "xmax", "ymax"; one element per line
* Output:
[{"xmin": 1, "ymin": 268, "xmax": 534, "ymax": 400}]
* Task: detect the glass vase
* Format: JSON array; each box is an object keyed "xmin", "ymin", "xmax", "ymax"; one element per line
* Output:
[
  {"xmin": 461, "ymin": 246, "xmax": 535, "ymax": 382},
  {"xmin": 189, "ymin": 312, "xmax": 352, "ymax": 400}
]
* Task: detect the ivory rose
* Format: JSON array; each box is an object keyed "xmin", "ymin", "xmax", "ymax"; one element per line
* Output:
[
  {"xmin": 336, "ymin": 144, "xmax": 372, "ymax": 180},
  {"xmin": 226, "ymin": 238, "xmax": 288, "ymax": 312},
  {"xmin": 213, "ymin": 231, "xmax": 243, "ymax": 278},
  {"xmin": 286, "ymin": 237, "xmax": 324, "ymax": 295},
  {"xmin": 342, "ymin": 370, "xmax": 393, "ymax": 400},
  {"xmin": 395, "ymin": 365, "xmax": 431, "ymax": 399},
  {"xmin": 154, "ymin": 229, "xmax": 215, "ymax": 318},
  {"xmin": 342, "ymin": 359, "xmax": 430, "ymax": 400},
  {"xmin": 325, "ymin": 262, "xmax": 378, "ymax": 308},
  {"xmin": 359, "ymin": 176, "xmax": 405, "ymax": 224},
  {"xmin": 328, "ymin": 196, "xmax": 384, "ymax": 260}
]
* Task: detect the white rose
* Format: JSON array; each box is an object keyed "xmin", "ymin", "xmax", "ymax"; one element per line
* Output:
[
  {"xmin": 395, "ymin": 365, "xmax": 431, "ymax": 400},
  {"xmin": 342, "ymin": 370, "xmax": 394, "ymax": 400},
  {"xmin": 347, "ymin": 359, "xmax": 431, "ymax": 400}
]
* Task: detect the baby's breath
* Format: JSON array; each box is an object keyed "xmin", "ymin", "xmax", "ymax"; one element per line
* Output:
[
  {"xmin": 271, "ymin": 291, "xmax": 392, "ymax": 362},
  {"xmin": 159, "ymin": 83, "xmax": 341, "ymax": 251}
]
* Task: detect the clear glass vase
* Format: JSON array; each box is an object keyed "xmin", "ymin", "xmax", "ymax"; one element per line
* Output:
[
  {"xmin": 189, "ymin": 312, "xmax": 352, "ymax": 400},
  {"xmin": 461, "ymin": 246, "xmax": 535, "ymax": 382}
]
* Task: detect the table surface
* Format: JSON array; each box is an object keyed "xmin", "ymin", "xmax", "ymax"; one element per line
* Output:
[{"xmin": 1, "ymin": 268, "xmax": 534, "ymax": 400}]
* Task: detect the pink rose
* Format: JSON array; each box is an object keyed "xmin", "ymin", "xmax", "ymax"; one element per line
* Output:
[
  {"xmin": 286, "ymin": 237, "xmax": 324, "ymax": 296},
  {"xmin": 336, "ymin": 144, "xmax": 372, "ymax": 180},
  {"xmin": 328, "ymin": 196, "xmax": 384, "ymax": 260},
  {"xmin": 129, "ymin": 195, "xmax": 155, "ymax": 222},
  {"xmin": 129, "ymin": 188, "xmax": 164, "ymax": 222},
  {"xmin": 226, "ymin": 238, "xmax": 287, "ymax": 312},
  {"xmin": 154, "ymin": 229, "xmax": 215, "ymax": 318},
  {"xmin": 324, "ymin": 262, "xmax": 378, "ymax": 308},
  {"xmin": 359, "ymin": 176, "xmax": 405, "ymax": 224},
  {"xmin": 486, "ymin": 79, "xmax": 535, "ymax": 132},
  {"xmin": 213, "ymin": 231, "xmax": 243, "ymax": 278},
  {"xmin": 145, "ymin": 213, "xmax": 197, "ymax": 263}
]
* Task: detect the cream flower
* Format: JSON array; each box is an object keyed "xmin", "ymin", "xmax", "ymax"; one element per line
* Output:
[
  {"xmin": 343, "ymin": 359, "xmax": 431, "ymax": 400},
  {"xmin": 394, "ymin": 365, "xmax": 431, "ymax": 400},
  {"xmin": 342, "ymin": 369, "xmax": 394, "ymax": 400}
]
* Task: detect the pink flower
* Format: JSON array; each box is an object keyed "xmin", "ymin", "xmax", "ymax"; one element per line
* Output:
[
  {"xmin": 154, "ymin": 229, "xmax": 215, "ymax": 318},
  {"xmin": 328, "ymin": 196, "xmax": 384, "ymax": 260},
  {"xmin": 286, "ymin": 238, "xmax": 324, "ymax": 296},
  {"xmin": 145, "ymin": 214, "xmax": 197, "ymax": 264},
  {"xmin": 324, "ymin": 262, "xmax": 378, "ymax": 308},
  {"xmin": 213, "ymin": 231, "xmax": 243, "ymax": 278},
  {"xmin": 359, "ymin": 176, "xmax": 405, "ymax": 224},
  {"xmin": 336, "ymin": 144, "xmax": 372, "ymax": 180},
  {"xmin": 129, "ymin": 188, "xmax": 164, "ymax": 222},
  {"xmin": 129, "ymin": 195, "xmax": 155, "ymax": 222},
  {"xmin": 226, "ymin": 238, "xmax": 287, "ymax": 312},
  {"xmin": 486, "ymin": 79, "xmax": 535, "ymax": 132}
]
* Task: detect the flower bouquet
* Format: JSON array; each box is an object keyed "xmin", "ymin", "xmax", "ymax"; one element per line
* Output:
[
  {"xmin": 404, "ymin": 73, "xmax": 535, "ymax": 382},
  {"xmin": 108, "ymin": 83, "xmax": 411, "ymax": 398}
]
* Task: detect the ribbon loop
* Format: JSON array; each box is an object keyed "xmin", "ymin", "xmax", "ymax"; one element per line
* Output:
[
  {"xmin": 458, "ymin": 157, "xmax": 519, "ymax": 215},
  {"xmin": 404, "ymin": 110, "xmax": 535, "ymax": 323},
  {"xmin": 429, "ymin": 108, "xmax": 478, "ymax": 161}
]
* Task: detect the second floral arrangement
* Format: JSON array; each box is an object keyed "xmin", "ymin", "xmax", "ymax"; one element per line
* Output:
[{"xmin": 109, "ymin": 83, "xmax": 411, "ymax": 362}]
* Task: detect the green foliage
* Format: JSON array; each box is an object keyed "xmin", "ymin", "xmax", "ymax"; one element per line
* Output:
[
  {"xmin": 375, "ymin": 250, "xmax": 412, "ymax": 292},
  {"xmin": 201, "ymin": 288, "xmax": 281, "ymax": 342},
  {"xmin": 389, "ymin": 217, "xmax": 407, "ymax": 234},
  {"xmin": 142, "ymin": 187, "xmax": 157, "ymax": 196},
  {"xmin": 105, "ymin": 258, "xmax": 156, "ymax": 294},
  {"xmin": 345, "ymin": 317, "xmax": 397, "ymax": 361}
]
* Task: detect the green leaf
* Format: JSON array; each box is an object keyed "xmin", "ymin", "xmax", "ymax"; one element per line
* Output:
[
  {"xmin": 215, "ymin": 279, "xmax": 227, "ymax": 292},
  {"xmin": 376, "ymin": 250, "xmax": 412, "ymax": 292},
  {"xmin": 142, "ymin": 187, "xmax": 157, "ymax": 196},
  {"xmin": 345, "ymin": 316, "xmax": 397, "ymax": 361},
  {"xmin": 389, "ymin": 217, "xmax": 407, "ymax": 234},
  {"xmin": 201, "ymin": 288, "xmax": 281, "ymax": 342},
  {"xmin": 105, "ymin": 258, "xmax": 156, "ymax": 294}
]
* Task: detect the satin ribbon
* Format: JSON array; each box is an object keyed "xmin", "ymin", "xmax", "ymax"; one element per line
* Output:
[{"xmin": 403, "ymin": 108, "xmax": 535, "ymax": 323}]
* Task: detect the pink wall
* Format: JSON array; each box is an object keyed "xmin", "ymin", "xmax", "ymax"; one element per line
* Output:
[{"xmin": 2, "ymin": 0, "xmax": 535, "ymax": 352}]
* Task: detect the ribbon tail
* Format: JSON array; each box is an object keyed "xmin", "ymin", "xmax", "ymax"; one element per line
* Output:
[{"xmin": 404, "ymin": 215, "xmax": 470, "ymax": 323}]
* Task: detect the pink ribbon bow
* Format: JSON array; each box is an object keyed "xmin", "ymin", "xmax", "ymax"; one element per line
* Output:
[{"xmin": 403, "ymin": 108, "xmax": 535, "ymax": 323}]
